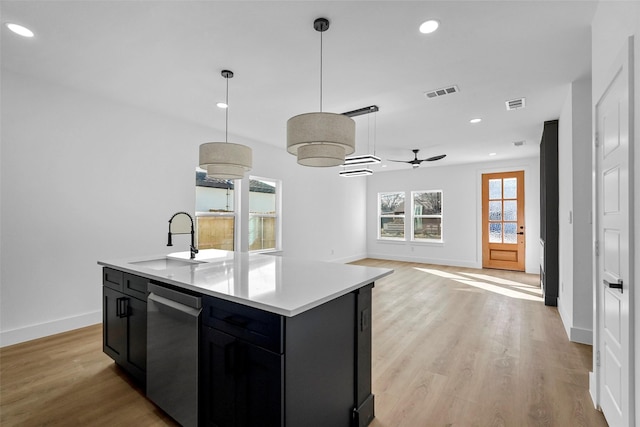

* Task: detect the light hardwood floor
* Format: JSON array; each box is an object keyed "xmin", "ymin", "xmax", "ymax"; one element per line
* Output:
[{"xmin": 0, "ymin": 259, "xmax": 607, "ymax": 426}]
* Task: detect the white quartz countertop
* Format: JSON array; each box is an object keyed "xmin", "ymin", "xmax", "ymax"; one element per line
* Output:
[{"xmin": 98, "ymin": 249, "xmax": 393, "ymax": 317}]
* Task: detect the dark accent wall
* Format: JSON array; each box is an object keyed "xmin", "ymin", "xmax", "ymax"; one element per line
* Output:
[{"xmin": 540, "ymin": 119, "xmax": 559, "ymax": 306}]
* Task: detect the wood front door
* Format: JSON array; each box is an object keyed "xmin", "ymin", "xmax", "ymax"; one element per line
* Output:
[
  {"xmin": 482, "ymin": 171, "xmax": 525, "ymax": 271},
  {"xmin": 595, "ymin": 36, "xmax": 634, "ymax": 427}
]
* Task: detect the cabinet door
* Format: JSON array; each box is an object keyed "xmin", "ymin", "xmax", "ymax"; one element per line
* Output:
[
  {"xmin": 201, "ymin": 327, "xmax": 282, "ymax": 427},
  {"xmin": 125, "ymin": 296, "xmax": 147, "ymax": 383},
  {"xmin": 237, "ymin": 341, "xmax": 282, "ymax": 427},
  {"xmin": 201, "ymin": 327, "xmax": 237, "ymax": 427},
  {"xmin": 103, "ymin": 287, "xmax": 126, "ymax": 361},
  {"xmin": 103, "ymin": 287, "xmax": 146, "ymax": 384}
]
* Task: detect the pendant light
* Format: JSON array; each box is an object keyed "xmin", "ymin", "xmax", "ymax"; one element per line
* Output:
[
  {"xmin": 339, "ymin": 168, "xmax": 373, "ymax": 177},
  {"xmin": 199, "ymin": 70, "xmax": 252, "ymax": 180},
  {"xmin": 340, "ymin": 107, "xmax": 379, "ymax": 177},
  {"xmin": 343, "ymin": 106, "xmax": 381, "ymax": 166},
  {"xmin": 287, "ymin": 18, "xmax": 356, "ymax": 167}
]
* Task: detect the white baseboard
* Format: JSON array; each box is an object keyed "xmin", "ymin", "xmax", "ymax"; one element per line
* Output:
[
  {"xmin": 569, "ymin": 326, "xmax": 593, "ymax": 345},
  {"xmin": 334, "ymin": 253, "xmax": 369, "ymax": 264},
  {"xmin": 0, "ymin": 311, "xmax": 102, "ymax": 348},
  {"xmin": 557, "ymin": 298, "xmax": 593, "ymax": 345},
  {"xmin": 365, "ymin": 253, "xmax": 479, "ymax": 269},
  {"xmin": 557, "ymin": 298, "xmax": 573, "ymax": 339},
  {"xmin": 589, "ymin": 371, "xmax": 599, "ymax": 410}
]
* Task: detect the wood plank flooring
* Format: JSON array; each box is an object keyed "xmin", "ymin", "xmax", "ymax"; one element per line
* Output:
[{"xmin": 0, "ymin": 259, "xmax": 607, "ymax": 426}]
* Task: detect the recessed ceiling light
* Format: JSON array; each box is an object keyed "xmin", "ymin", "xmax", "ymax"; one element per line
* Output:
[
  {"xmin": 419, "ymin": 20, "xmax": 439, "ymax": 34},
  {"xmin": 469, "ymin": 118, "xmax": 482, "ymax": 124},
  {"xmin": 489, "ymin": 152, "xmax": 497, "ymax": 156},
  {"xmin": 216, "ymin": 102, "xmax": 228, "ymax": 109},
  {"xmin": 6, "ymin": 23, "xmax": 34, "ymax": 38}
]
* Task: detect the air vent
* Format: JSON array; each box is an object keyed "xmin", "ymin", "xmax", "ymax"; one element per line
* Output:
[
  {"xmin": 513, "ymin": 140, "xmax": 526, "ymax": 147},
  {"xmin": 425, "ymin": 85, "xmax": 459, "ymax": 99},
  {"xmin": 506, "ymin": 98, "xmax": 526, "ymax": 110}
]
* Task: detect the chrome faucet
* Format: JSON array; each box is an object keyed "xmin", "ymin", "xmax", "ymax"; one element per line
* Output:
[{"xmin": 167, "ymin": 212, "xmax": 199, "ymax": 259}]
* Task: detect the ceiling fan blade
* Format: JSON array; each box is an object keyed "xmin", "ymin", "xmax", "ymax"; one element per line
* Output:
[
  {"xmin": 388, "ymin": 159, "xmax": 412, "ymax": 163},
  {"xmin": 424, "ymin": 154, "xmax": 446, "ymax": 161}
]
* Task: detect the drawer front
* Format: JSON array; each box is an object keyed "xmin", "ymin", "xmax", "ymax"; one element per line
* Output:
[
  {"xmin": 103, "ymin": 268, "xmax": 124, "ymax": 291},
  {"xmin": 202, "ymin": 295, "xmax": 282, "ymax": 353},
  {"xmin": 123, "ymin": 273, "xmax": 148, "ymax": 300}
]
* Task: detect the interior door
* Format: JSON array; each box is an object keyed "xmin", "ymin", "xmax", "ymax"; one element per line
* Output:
[
  {"xmin": 595, "ymin": 36, "xmax": 634, "ymax": 427},
  {"xmin": 482, "ymin": 171, "xmax": 525, "ymax": 271}
]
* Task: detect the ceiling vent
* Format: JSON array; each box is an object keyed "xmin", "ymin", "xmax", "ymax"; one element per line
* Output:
[
  {"xmin": 505, "ymin": 98, "xmax": 526, "ymax": 110},
  {"xmin": 424, "ymin": 85, "xmax": 459, "ymax": 99},
  {"xmin": 513, "ymin": 140, "xmax": 526, "ymax": 147}
]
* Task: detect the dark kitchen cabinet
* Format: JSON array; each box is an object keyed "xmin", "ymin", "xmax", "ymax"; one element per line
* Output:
[
  {"xmin": 201, "ymin": 327, "xmax": 282, "ymax": 427},
  {"xmin": 201, "ymin": 284, "xmax": 375, "ymax": 427},
  {"xmin": 539, "ymin": 119, "xmax": 559, "ymax": 306},
  {"xmin": 102, "ymin": 268, "xmax": 147, "ymax": 385}
]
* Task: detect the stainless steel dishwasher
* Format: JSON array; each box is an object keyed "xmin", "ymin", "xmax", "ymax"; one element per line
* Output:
[{"xmin": 147, "ymin": 283, "xmax": 202, "ymax": 427}]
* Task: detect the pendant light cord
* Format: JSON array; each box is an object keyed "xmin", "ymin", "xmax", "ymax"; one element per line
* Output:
[
  {"xmin": 319, "ymin": 29, "xmax": 323, "ymax": 112},
  {"xmin": 373, "ymin": 110, "xmax": 377, "ymax": 155},
  {"xmin": 225, "ymin": 76, "xmax": 229, "ymax": 143}
]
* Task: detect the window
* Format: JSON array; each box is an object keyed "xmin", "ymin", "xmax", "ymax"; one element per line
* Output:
[
  {"xmin": 195, "ymin": 170, "xmax": 235, "ymax": 250},
  {"xmin": 411, "ymin": 190, "xmax": 443, "ymax": 241},
  {"xmin": 378, "ymin": 192, "xmax": 405, "ymax": 239},
  {"xmin": 249, "ymin": 177, "xmax": 280, "ymax": 252},
  {"xmin": 488, "ymin": 177, "xmax": 517, "ymax": 244}
]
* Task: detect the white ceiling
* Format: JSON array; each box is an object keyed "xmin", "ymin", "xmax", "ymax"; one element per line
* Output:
[{"xmin": 1, "ymin": 0, "xmax": 597, "ymax": 171}]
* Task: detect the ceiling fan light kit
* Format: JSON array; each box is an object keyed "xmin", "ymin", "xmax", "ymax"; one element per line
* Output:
[
  {"xmin": 388, "ymin": 149, "xmax": 446, "ymax": 169},
  {"xmin": 199, "ymin": 69, "xmax": 252, "ymax": 180},
  {"xmin": 286, "ymin": 17, "xmax": 356, "ymax": 167}
]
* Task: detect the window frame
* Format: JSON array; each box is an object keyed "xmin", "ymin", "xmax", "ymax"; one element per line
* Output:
[
  {"xmin": 195, "ymin": 170, "xmax": 238, "ymax": 251},
  {"xmin": 410, "ymin": 189, "xmax": 443, "ymax": 243},
  {"xmin": 378, "ymin": 191, "xmax": 406, "ymax": 241},
  {"xmin": 248, "ymin": 175, "xmax": 282, "ymax": 253}
]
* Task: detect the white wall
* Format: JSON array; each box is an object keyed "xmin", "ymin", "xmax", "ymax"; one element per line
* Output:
[
  {"xmin": 590, "ymin": 0, "xmax": 640, "ymax": 421},
  {"xmin": 366, "ymin": 157, "xmax": 540, "ymax": 273},
  {"xmin": 557, "ymin": 74, "xmax": 593, "ymax": 345},
  {"xmin": 0, "ymin": 71, "xmax": 367, "ymax": 346}
]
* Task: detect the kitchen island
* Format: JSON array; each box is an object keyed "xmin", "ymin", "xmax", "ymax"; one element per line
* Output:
[{"xmin": 98, "ymin": 249, "xmax": 392, "ymax": 427}]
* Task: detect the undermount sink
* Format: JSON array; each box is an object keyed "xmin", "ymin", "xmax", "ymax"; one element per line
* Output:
[{"xmin": 129, "ymin": 257, "xmax": 203, "ymax": 270}]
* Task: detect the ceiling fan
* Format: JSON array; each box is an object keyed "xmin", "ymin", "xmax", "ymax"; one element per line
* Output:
[{"xmin": 388, "ymin": 149, "xmax": 447, "ymax": 168}]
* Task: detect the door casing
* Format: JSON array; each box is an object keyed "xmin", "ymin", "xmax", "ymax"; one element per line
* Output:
[
  {"xmin": 481, "ymin": 170, "xmax": 526, "ymax": 272},
  {"xmin": 591, "ymin": 35, "xmax": 635, "ymax": 427}
]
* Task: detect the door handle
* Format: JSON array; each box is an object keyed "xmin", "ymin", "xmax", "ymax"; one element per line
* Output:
[
  {"xmin": 604, "ymin": 279, "xmax": 623, "ymax": 293},
  {"xmin": 517, "ymin": 232, "xmax": 524, "ymax": 235}
]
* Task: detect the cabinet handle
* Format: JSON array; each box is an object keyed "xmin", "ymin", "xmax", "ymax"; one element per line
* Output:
[
  {"xmin": 223, "ymin": 315, "xmax": 249, "ymax": 328},
  {"xmin": 117, "ymin": 297, "xmax": 129, "ymax": 318},
  {"xmin": 604, "ymin": 279, "xmax": 623, "ymax": 293}
]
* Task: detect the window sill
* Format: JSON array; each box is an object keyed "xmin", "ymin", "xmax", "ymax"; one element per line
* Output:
[
  {"xmin": 377, "ymin": 238, "xmax": 406, "ymax": 244},
  {"xmin": 411, "ymin": 240, "xmax": 444, "ymax": 246},
  {"xmin": 376, "ymin": 239, "xmax": 444, "ymax": 246}
]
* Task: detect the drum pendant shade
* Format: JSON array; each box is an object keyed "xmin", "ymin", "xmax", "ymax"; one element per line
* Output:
[
  {"xmin": 287, "ymin": 18, "xmax": 355, "ymax": 167},
  {"xmin": 198, "ymin": 70, "xmax": 252, "ymax": 180},
  {"xmin": 287, "ymin": 112, "xmax": 355, "ymax": 167},
  {"xmin": 199, "ymin": 142, "xmax": 252, "ymax": 177}
]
